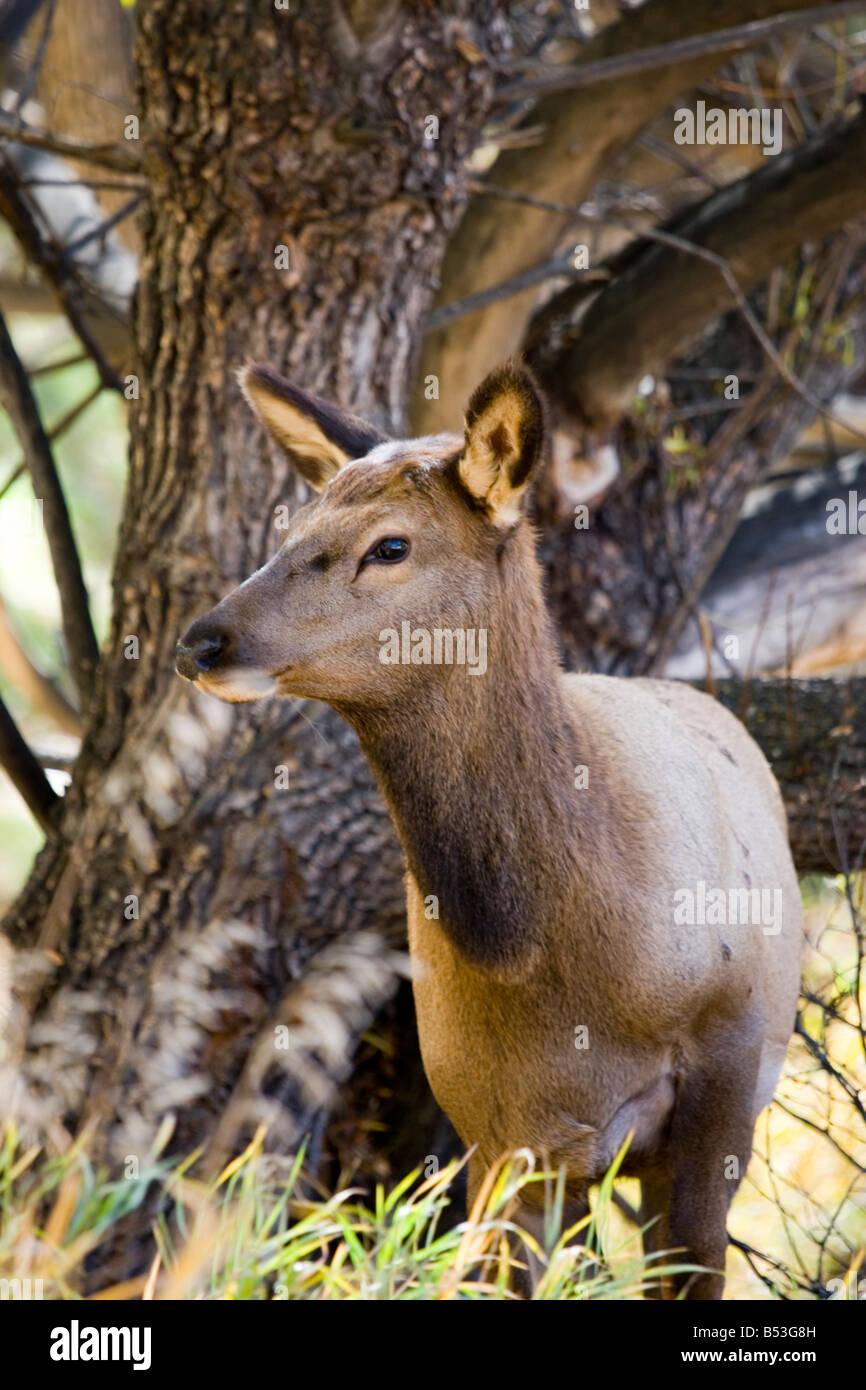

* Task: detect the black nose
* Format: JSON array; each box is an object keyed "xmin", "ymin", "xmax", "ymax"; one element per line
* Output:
[{"xmin": 175, "ymin": 631, "xmax": 226, "ymax": 681}]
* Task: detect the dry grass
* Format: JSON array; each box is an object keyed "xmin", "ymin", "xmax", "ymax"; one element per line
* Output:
[{"xmin": 0, "ymin": 1128, "xmax": 701, "ymax": 1301}]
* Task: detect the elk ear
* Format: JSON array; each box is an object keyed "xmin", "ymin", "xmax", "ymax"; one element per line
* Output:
[
  {"xmin": 239, "ymin": 363, "xmax": 387, "ymax": 491},
  {"xmin": 458, "ymin": 362, "xmax": 546, "ymax": 527}
]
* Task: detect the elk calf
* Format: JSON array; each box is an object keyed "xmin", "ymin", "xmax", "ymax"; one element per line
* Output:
[{"xmin": 177, "ymin": 362, "xmax": 802, "ymax": 1299}]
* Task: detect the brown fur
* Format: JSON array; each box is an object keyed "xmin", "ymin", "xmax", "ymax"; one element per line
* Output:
[{"xmin": 177, "ymin": 361, "xmax": 802, "ymax": 1300}]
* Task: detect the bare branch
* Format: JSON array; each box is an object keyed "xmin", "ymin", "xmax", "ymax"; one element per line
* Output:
[
  {"xmin": 795, "ymin": 1018, "xmax": 866, "ymax": 1124},
  {"xmin": 474, "ymin": 171, "xmax": 866, "ymax": 449},
  {"xmin": 19, "ymin": 176, "xmax": 144, "ymax": 192},
  {"xmin": 416, "ymin": 0, "xmax": 840, "ymax": 431},
  {"xmin": 528, "ymin": 106, "xmax": 866, "ymax": 429},
  {"xmin": 0, "ymin": 690, "xmax": 59, "ymax": 834},
  {"xmin": 28, "ymin": 350, "xmax": 89, "ymax": 377},
  {"xmin": 500, "ymin": 1, "xmax": 866, "ymax": 100},
  {"xmin": 0, "ymin": 156, "xmax": 125, "ymax": 392},
  {"xmin": 8, "ymin": 0, "xmax": 57, "ymax": 116},
  {"xmin": 63, "ymin": 193, "xmax": 142, "ymax": 258},
  {"xmin": 425, "ymin": 255, "xmax": 608, "ymax": 330},
  {"xmin": 0, "ymin": 379, "xmax": 102, "ymax": 502},
  {"xmin": 0, "ymin": 311, "xmax": 99, "ymax": 710},
  {"xmin": 0, "ymin": 116, "xmax": 139, "ymax": 174}
]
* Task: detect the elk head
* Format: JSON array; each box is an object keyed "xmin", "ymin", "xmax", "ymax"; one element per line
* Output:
[{"xmin": 175, "ymin": 361, "xmax": 546, "ymax": 709}]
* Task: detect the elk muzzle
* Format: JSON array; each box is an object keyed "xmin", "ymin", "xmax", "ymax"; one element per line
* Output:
[{"xmin": 175, "ymin": 621, "xmax": 229, "ymax": 682}]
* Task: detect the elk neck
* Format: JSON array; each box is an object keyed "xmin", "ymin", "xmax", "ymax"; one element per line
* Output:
[{"xmin": 338, "ymin": 528, "xmax": 584, "ymax": 968}]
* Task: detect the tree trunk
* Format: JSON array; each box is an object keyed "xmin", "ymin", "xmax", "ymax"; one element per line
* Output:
[{"xmin": 1, "ymin": 0, "xmax": 507, "ymax": 1178}]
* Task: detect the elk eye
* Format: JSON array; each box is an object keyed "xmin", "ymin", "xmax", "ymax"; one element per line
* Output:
[{"xmin": 364, "ymin": 537, "xmax": 410, "ymax": 565}]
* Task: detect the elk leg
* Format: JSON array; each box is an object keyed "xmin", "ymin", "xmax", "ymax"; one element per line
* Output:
[
  {"xmin": 666, "ymin": 1032, "xmax": 762, "ymax": 1300},
  {"xmin": 639, "ymin": 1166, "xmax": 674, "ymax": 1299}
]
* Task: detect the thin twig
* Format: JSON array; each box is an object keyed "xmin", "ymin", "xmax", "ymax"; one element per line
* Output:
[
  {"xmin": 0, "ymin": 115, "xmax": 140, "ymax": 174},
  {"xmin": 426, "ymin": 258, "xmax": 608, "ymax": 331},
  {"xmin": 28, "ymin": 350, "xmax": 89, "ymax": 377},
  {"xmin": 795, "ymin": 1019, "xmax": 866, "ymax": 1125},
  {"xmin": 773, "ymin": 1100, "xmax": 863, "ymax": 1168},
  {"xmin": 0, "ymin": 379, "xmax": 103, "ymax": 503},
  {"xmin": 9, "ymin": 0, "xmax": 57, "ymax": 116},
  {"xmin": 63, "ymin": 194, "xmax": 142, "ymax": 258},
  {"xmin": 729, "ymin": 1233, "xmax": 825, "ymax": 1297},
  {"xmin": 636, "ymin": 131, "xmax": 722, "ymax": 192},
  {"xmin": 20, "ymin": 177, "xmax": 145, "ymax": 192}
]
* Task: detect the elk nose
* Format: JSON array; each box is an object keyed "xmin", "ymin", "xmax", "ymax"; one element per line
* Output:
[
  {"xmin": 191, "ymin": 635, "xmax": 225, "ymax": 671},
  {"xmin": 175, "ymin": 632, "xmax": 225, "ymax": 681}
]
